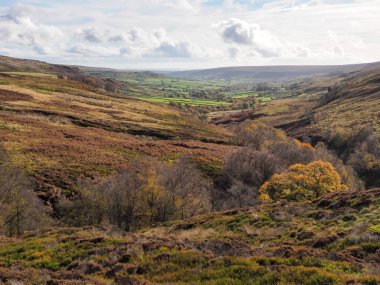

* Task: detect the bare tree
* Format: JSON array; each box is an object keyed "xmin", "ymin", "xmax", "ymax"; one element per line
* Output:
[
  {"xmin": 222, "ymin": 149, "xmax": 283, "ymax": 188},
  {"xmin": 214, "ymin": 149, "xmax": 283, "ymax": 210},
  {"xmin": 59, "ymin": 158, "xmax": 212, "ymax": 230},
  {"xmin": 0, "ymin": 145, "xmax": 48, "ymax": 236},
  {"xmin": 234, "ymin": 121, "xmax": 287, "ymax": 149},
  {"xmin": 159, "ymin": 156, "xmax": 211, "ymax": 220},
  {"xmin": 271, "ymin": 141, "xmax": 315, "ymax": 167}
]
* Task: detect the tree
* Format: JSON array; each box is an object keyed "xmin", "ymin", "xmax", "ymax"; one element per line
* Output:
[
  {"xmin": 234, "ymin": 121, "xmax": 288, "ymax": 149},
  {"xmin": 259, "ymin": 161, "xmax": 346, "ymax": 202},
  {"xmin": 58, "ymin": 160, "xmax": 150, "ymax": 231},
  {"xmin": 222, "ymin": 149, "xmax": 282, "ymax": 188},
  {"xmin": 315, "ymin": 142, "xmax": 364, "ymax": 190},
  {"xmin": 0, "ymin": 145, "xmax": 47, "ymax": 236},
  {"xmin": 271, "ymin": 140, "xmax": 315, "ymax": 167},
  {"xmin": 159, "ymin": 156, "xmax": 210, "ymax": 220},
  {"xmin": 325, "ymin": 125, "xmax": 380, "ymax": 188},
  {"xmin": 59, "ymin": 157, "xmax": 212, "ymax": 230},
  {"xmin": 213, "ymin": 149, "xmax": 282, "ymax": 210}
]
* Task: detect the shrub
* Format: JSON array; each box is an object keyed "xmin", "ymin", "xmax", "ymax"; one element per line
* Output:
[{"xmin": 259, "ymin": 161, "xmax": 346, "ymax": 202}]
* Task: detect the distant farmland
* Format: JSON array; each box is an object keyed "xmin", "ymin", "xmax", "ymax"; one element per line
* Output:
[{"xmin": 136, "ymin": 96, "xmax": 232, "ymax": 106}]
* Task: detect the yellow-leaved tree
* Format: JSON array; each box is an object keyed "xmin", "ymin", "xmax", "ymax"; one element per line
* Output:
[{"xmin": 259, "ymin": 160, "xmax": 347, "ymax": 202}]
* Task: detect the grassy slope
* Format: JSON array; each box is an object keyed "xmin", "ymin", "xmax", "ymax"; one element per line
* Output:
[
  {"xmin": 248, "ymin": 65, "xmax": 380, "ymax": 140},
  {"xmin": 0, "ymin": 55, "xmax": 79, "ymax": 75},
  {"xmin": 0, "ymin": 73, "xmax": 234, "ymax": 201},
  {"xmin": 0, "ymin": 55, "xmax": 168, "ymax": 99},
  {"xmin": 0, "ymin": 188, "xmax": 379, "ymax": 284},
  {"xmin": 302, "ymin": 65, "xmax": 380, "ymax": 138}
]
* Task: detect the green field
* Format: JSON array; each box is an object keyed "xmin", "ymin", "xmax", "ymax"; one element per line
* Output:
[
  {"xmin": 137, "ymin": 96, "xmax": 232, "ymax": 106},
  {"xmin": 227, "ymin": 90, "xmax": 272, "ymax": 101},
  {"xmin": 227, "ymin": 90, "xmax": 258, "ymax": 98}
]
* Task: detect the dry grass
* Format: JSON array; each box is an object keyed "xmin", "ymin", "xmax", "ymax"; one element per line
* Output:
[{"xmin": 0, "ymin": 75, "xmax": 235, "ymax": 197}]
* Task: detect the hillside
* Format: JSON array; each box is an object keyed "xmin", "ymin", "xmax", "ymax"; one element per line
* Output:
[
  {"xmin": 0, "ymin": 55, "xmax": 164, "ymax": 98},
  {"xmin": 0, "ymin": 55, "xmax": 80, "ymax": 75},
  {"xmin": 169, "ymin": 63, "xmax": 370, "ymax": 81},
  {"xmin": 0, "ymin": 69, "xmax": 233, "ymax": 205},
  {"xmin": 226, "ymin": 61, "xmax": 380, "ymax": 141},
  {"xmin": 275, "ymin": 63, "xmax": 380, "ymax": 139},
  {"xmin": 0, "ymin": 188, "xmax": 379, "ymax": 284}
]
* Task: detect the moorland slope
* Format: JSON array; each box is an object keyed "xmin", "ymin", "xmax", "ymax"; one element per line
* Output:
[
  {"xmin": 0, "ymin": 66, "xmax": 233, "ymax": 205},
  {"xmin": 0, "ymin": 188, "xmax": 379, "ymax": 284}
]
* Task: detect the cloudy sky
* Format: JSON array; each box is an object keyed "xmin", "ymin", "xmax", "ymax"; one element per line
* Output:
[{"xmin": 0, "ymin": 0, "xmax": 379, "ymax": 70}]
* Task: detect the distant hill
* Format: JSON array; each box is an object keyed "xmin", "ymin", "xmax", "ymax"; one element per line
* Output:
[
  {"xmin": 0, "ymin": 55, "xmax": 80, "ymax": 75},
  {"xmin": 169, "ymin": 63, "xmax": 372, "ymax": 81}
]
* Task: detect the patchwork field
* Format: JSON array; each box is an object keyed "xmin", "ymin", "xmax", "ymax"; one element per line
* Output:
[
  {"xmin": 137, "ymin": 96, "xmax": 232, "ymax": 106},
  {"xmin": 83, "ymin": 68, "xmax": 274, "ymax": 107}
]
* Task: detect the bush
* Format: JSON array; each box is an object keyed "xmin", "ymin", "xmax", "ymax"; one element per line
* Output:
[{"xmin": 259, "ymin": 161, "xmax": 346, "ymax": 202}]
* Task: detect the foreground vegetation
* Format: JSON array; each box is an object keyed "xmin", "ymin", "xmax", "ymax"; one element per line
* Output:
[{"xmin": 0, "ymin": 187, "xmax": 379, "ymax": 284}]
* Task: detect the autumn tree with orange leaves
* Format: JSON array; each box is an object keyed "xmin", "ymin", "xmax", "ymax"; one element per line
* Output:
[{"xmin": 259, "ymin": 160, "xmax": 346, "ymax": 202}]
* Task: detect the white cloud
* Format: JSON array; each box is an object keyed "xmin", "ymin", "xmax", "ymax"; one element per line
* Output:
[
  {"xmin": 67, "ymin": 45, "xmax": 119, "ymax": 57},
  {"xmin": 333, "ymin": 45, "xmax": 344, "ymax": 56},
  {"xmin": 215, "ymin": 18, "xmax": 310, "ymax": 58},
  {"xmin": 216, "ymin": 18, "xmax": 254, "ymax": 45},
  {"xmin": 0, "ymin": 0, "xmax": 379, "ymax": 68},
  {"xmin": 228, "ymin": 47, "xmax": 239, "ymax": 58},
  {"xmin": 156, "ymin": 0, "xmax": 198, "ymax": 12},
  {"xmin": 150, "ymin": 40, "xmax": 194, "ymax": 58},
  {"xmin": 0, "ymin": 5, "xmax": 65, "ymax": 55},
  {"xmin": 77, "ymin": 27, "xmax": 104, "ymax": 43}
]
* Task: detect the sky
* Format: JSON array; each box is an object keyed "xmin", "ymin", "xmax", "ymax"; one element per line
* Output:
[{"xmin": 0, "ymin": 0, "xmax": 379, "ymax": 70}]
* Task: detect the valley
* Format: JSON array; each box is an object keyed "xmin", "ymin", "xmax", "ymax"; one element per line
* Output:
[{"xmin": 0, "ymin": 56, "xmax": 379, "ymax": 285}]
